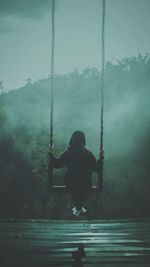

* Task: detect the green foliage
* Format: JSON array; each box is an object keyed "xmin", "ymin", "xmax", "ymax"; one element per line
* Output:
[{"xmin": 0, "ymin": 54, "xmax": 150, "ymax": 219}]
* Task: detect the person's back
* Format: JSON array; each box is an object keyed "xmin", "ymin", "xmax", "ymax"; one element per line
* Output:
[{"xmin": 64, "ymin": 146, "xmax": 96, "ymax": 190}]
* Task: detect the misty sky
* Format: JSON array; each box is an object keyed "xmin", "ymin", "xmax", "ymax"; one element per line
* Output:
[{"xmin": 0, "ymin": 0, "xmax": 150, "ymax": 90}]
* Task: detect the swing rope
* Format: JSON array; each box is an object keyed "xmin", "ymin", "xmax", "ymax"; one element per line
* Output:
[
  {"xmin": 98, "ymin": 0, "xmax": 106, "ymax": 193},
  {"xmin": 100, "ymin": 0, "xmax": 105, "ymax": 155},
  {"xmin": 48, "ymin": 0, "xmax": 55, "ymax": 189},
  {"xmin": 50, "ymin": 0, "xmax": 55, "ymax": 148}
]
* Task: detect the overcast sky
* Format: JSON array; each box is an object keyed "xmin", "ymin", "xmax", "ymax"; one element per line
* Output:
[{"xmin": 0, "ymin": 0, "xmax": 150, "ymax": 90}]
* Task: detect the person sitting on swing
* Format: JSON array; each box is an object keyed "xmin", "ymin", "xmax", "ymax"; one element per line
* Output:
[{"xmin": 49, "ymin": 130, "xmax": 102, "ymax": 217}]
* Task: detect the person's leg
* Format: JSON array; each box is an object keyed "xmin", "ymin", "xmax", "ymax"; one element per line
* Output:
[
  {"xmin": 71, "ymin": 189, "xmax": 88, "ymax": 210},
  {"xmin": 71, "ymin": 190, "xmax": 79, "ymax": 209},
  {"xmin": 71, "ymin": 190, "xmax": 81, "ymax": 217},
  {"xmin": 78, "ymin": 189, "xmax": 88, "ymax": 211}
]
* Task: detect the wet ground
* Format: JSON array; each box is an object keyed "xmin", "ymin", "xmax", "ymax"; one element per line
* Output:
[{"xmin": 0, "ymin": 219, "xmax": 150, "ymax": 267}]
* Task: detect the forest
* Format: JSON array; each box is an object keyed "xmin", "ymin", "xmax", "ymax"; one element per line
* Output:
[{"xmin": 0, "ymin": 54, "xmax": 150, "ymax": 219}]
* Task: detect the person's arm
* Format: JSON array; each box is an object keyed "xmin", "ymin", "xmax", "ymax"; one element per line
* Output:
[
  {"xmin": 89, "ymin": 152, "xmax": 98, "ymax": 172},
  {"xmin": 90, "ymin": 150, "xmax": 104, "ymax": 172},
  {"xmin": 49, "ymin": 150, "xmax": 68, "ymax": 169},
  {"xmin": 96, "ymin": 150, "xmax": 104, "ymax": 173}
]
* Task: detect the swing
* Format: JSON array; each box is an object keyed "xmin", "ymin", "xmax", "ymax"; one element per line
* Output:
[{"xmin": 48, "ymin": 0, "xmax": 105, "ymax": 195}]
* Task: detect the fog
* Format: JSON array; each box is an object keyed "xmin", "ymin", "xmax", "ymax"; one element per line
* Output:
[
  {"xmin": 0, "ymin": 55, "xmax": 150, "ymax": 219},
  {"xmin": 0, "ymin": 0, "xmax": 150, "ymax": 218},
  {"xmin": 1, "ymin": 55, "xmax": 150, "ymax": 158}
]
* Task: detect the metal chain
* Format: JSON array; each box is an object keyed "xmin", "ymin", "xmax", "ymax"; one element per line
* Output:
[{"xmin": 50, "ymin": 0, "xmax": 55, "ymax": 147}]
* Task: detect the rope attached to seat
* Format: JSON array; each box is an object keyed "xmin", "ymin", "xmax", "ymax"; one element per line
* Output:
[
  {"xmin": 48, "ymin": 0, "xmax": 55, "ymax": 189},
  {"xmin": 98, "ymin": 0, "xmax": 106, "ymax": 194},
  {"xmin": 50, "ymin": 0, "xmax": 55, "ymax": 148}
]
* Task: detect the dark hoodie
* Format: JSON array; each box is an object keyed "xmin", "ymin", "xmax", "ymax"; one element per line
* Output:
[{"xmin": 51, "ymin": 131, "xmax": 97, "ymax": 189}]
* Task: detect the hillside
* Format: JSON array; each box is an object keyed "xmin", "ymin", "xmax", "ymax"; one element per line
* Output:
[{"xmin": 0, "ymin": 54, "xmax": 150, "ymax": 219}]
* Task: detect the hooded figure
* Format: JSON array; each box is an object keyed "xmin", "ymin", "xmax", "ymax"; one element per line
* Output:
[{"xmin": 49, "ymin": 131, "xmax": 99, "ymax": 217}]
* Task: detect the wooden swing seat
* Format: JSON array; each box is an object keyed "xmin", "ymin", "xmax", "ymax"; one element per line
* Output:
[{"xmin": 51, "ymin": 185, "xmax": 99, "ymax": 193}]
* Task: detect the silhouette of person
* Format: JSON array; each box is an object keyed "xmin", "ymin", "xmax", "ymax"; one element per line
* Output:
[{"xmin": 49, "ymin": 130, "xmax": 101, "ymax": 217}]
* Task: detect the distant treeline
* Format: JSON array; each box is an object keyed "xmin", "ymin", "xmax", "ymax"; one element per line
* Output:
[{"xmin": 0, "ymin": 54, "xmax": 150, "ymax": 219}]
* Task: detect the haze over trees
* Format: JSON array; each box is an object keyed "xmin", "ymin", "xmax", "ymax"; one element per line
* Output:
[{"xmin": 0, "ymin": 54, "xmax": 150, "ymax": 219}]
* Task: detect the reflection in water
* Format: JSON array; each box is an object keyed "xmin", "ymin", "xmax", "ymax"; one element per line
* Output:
[{"xmin": 72, "ymin": 243, "xmax": 86, "ymax": 267}]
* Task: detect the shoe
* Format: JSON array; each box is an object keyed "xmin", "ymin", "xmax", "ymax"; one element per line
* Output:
[
  {"xmin": 72, "ymin": 207, "xmax": 81, "ymax": 217},
  {"xmin": 81, "ymin": 206, "xmax": 87, "ymax": 214},
  {"xmin": 72, "ymin": 207, "xmax": 76, "ymax": 213}
]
